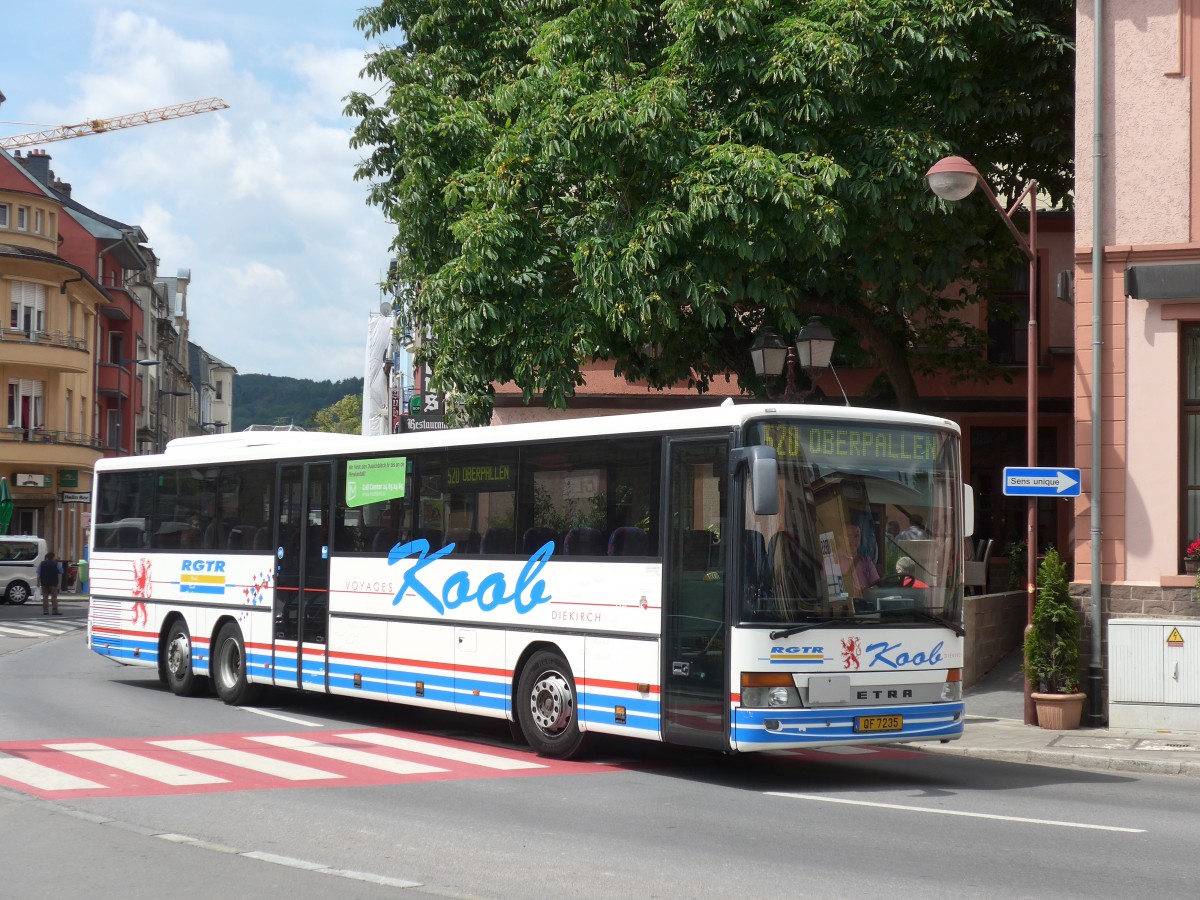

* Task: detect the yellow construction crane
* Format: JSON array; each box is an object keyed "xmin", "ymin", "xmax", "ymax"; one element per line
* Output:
[{"xmin": 0, "ymin": 97, "xmax": 229, "ymax": 151}]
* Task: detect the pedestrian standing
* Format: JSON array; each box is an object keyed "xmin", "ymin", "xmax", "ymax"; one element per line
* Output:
[{"xmin": 38, "ymin": 551, "xmax": 62, "ymax": 615}]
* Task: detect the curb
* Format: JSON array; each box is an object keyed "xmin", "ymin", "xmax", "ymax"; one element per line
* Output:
[{"xmin": 914, "ymin": 743, "xmax": 1200, "ymax": 777}]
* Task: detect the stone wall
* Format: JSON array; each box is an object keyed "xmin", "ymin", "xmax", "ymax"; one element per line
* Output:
[{"xmin": 963, "ymin": 590, "xmax": 1026, "ymax": 688}]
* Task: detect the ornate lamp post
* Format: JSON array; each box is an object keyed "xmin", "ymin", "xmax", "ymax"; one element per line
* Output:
[
  {"xmin": 926, "ymin": 154, "xmax": 1039, "ymax": 726},
  {"xmin": 749, "ymin": 316, "xmax": 837, "ymax": 402}
]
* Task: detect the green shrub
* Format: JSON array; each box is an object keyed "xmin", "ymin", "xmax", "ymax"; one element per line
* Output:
[{"xmin": 1022, "ymin": 547, "xmax": 1081, "ymax": 694}]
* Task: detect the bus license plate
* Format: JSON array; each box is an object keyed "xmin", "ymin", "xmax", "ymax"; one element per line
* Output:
[{"xmin": 854, "ymin": 715, "xmax": 903, "ymax": 733}]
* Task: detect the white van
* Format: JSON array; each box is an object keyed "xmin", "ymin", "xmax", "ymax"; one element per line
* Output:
[{"xmin": 0, "ymin": 535, "xmax": 48, "ymax": 605}]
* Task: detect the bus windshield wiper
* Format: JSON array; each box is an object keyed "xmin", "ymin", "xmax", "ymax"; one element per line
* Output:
[
  {"xmin": 770, "ymin": 618, "xmax": 865, "ymax": 640},
  {"xmin": 879, "ymin": 607, "xmax": 965, "ymax": 637}
]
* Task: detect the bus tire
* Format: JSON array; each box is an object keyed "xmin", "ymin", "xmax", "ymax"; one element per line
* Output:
[
  {"xmin": 164, "ymin": 619, "xmax": 206, "ymax": 697},
  {"xmin": 212, "ymin": 622, "xmax": 263, "ymax": 706},
  {"xmin": 516, "ymin": 650, "xmax": 589, "ymax": 759}
]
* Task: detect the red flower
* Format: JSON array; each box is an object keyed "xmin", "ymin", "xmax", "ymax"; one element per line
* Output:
[{"xmin": 1187, "ymin": 538, "xmax": 1200, "ymax": 560}]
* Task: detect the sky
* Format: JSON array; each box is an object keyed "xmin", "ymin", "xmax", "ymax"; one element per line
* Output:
[{"xmin": 1, "ymin": 1, "xmax": 398, "ymax": 381}]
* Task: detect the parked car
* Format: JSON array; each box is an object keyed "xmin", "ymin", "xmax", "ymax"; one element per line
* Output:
[{"xmin": 0, "ymin": 535, "xmax": 48, "ymax": 605}]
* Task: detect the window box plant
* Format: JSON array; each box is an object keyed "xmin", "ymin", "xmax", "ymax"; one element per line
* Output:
[
  {"xmin": 1023, "ymin": 547, "xmax": 1086, "ymax": 729},
  {"xmin": 1185, "ymin": 537, "xmax": 1200, "ymax": 574}
]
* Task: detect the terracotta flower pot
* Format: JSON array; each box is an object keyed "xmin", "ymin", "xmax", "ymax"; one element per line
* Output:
[{"xmin": 1031, "ymin": 692, "xmax": 1087, "ymax": 730}]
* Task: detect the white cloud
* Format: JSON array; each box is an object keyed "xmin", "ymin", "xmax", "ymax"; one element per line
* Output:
[{"xmin": 9, "ymin": 5, "xmax": 395, "ymax": 381}]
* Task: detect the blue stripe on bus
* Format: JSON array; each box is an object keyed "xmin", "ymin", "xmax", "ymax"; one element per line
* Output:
[
  {"xmin": 732, "ymin": 702, "xmax": 964, "ymax": 748},
  {"xmin": 579, "ymin": 691, "xmax": 661, "ymax": 717},
  {"xmin": 90, "ymin": 635, "xmax": 159, "ymax": 664},
  {"xmin": 579, "ymin": 708, "xmax": 660, "ymax": 732}
]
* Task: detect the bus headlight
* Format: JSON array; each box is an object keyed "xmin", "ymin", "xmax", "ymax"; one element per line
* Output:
[
  {"xmin": 941, "ymin": 668, "xmax": 963, "ymax": 701},
  {"xmin": 741, "ymin": 673, "xmax": 801, "ymax": 708}
]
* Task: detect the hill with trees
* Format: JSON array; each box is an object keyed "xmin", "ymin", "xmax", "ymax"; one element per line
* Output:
[{"xmin": 231, "ymin": 374, "xmax": 363, "ymax": 432}]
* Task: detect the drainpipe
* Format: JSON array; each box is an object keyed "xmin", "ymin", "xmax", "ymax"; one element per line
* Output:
[{"xmin": 1086, "ymin": 0, "xmax": 1106, "ymax": 726}]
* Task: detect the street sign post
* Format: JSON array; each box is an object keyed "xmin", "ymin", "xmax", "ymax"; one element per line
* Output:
[{"xmin": 1002, "ymin": 467, "xmax": 1082, "ymax": 497}]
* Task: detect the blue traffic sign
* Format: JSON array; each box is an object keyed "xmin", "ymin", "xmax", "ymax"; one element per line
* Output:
[{"xmin": 1002, "ymin": 467, "xmax": 1082, "ymax": 497}]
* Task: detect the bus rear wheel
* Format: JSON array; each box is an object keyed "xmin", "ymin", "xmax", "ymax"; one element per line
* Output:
[
  {"xmin": 212, "ymin": 622, "xmax": 263, "ymax": 706},
  {"xmin": 516, "ymin": 650, "xmax": 589, "ymax": 759},
  {"xmin": 164, "ymin": 619, "xmax": 207, "ymax": 697}
]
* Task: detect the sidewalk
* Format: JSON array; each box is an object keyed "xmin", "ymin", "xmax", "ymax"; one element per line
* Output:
[{"xmin": 914, "ymin": 649, "xmax": 1200, "ymax": 777}]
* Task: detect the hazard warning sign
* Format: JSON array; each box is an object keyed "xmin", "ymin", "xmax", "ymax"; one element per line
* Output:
[{"xmin": 1167, "ymin": 626, "xmax": 1184, "ymax": 647}]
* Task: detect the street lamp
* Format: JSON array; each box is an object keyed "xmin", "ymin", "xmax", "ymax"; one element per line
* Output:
[
  {"xmin": 156, "ymin": 389, "xmax": 190, "ymax": 453},
  {"xmin": 750, "ymin": 317, "xmax": 839, "ymax": 402},
  {"xmin": 926, "ymin": 154, "xmax": 1039, "ymax": 726},
  {"xmin": 115, "ymin": 358, "xmax": 158, "ymax": 456}
]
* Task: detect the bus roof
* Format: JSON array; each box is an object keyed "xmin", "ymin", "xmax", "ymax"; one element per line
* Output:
[{"xmin": 95, "ymin": 402, "xmax": 961, "ymax": 472}]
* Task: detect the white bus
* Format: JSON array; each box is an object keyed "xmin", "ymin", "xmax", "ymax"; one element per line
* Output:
[{"xmin": 88, "ymin": 404, "xmax": 969, "ymax": 758}]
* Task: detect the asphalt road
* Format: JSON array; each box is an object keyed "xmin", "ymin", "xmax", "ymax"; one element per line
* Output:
[{"xmin": 2, "ymin": 616, "xmax": 1197, "ymax": 899}]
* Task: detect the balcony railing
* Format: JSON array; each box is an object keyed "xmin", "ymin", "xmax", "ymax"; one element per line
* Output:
[
  {"xmin": 0, "ymin": 328, "xmax": 89, "ymax": 352},
  {"xmin": 0, "ymin": 425, "xmax": 104, "ymax": 450}
]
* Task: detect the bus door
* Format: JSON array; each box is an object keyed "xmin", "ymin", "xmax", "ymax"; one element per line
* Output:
[
  {"xmin": 273, "ymin": 462, "xmax": 333, "ymax": 691},
  {"xmin": 662, "ymin": 439, "xmax": 730, "ymax": 750}
]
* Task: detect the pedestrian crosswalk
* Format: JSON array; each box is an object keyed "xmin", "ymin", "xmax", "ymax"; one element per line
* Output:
[
  {"xmin": 0, "ymin": 729, "xmax": 599, "ymax": 799},
  {"xmin": 0, "ymin": 618, "xmax": 86, "ymax": 639}
]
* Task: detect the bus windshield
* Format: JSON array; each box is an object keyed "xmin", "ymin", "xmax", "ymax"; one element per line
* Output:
[{"xmin": 740, "ymin": 419, "xmax": 963, "ymax": 628}]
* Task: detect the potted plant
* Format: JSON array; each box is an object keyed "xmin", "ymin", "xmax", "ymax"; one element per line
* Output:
[
  {"xmin": 1023, "ymin": 547, "xmax": 1086, "ymax": 729},
  {"xmin": 1185, "ymin": 537, "xmax": 1200, "ymax": 574}
]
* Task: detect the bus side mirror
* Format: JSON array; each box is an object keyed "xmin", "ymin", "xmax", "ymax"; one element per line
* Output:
[
  {"xmin": 730, "ymin": 446, "xmax": 779, "ymax": 517},
  {"xmin": 962, "ymin": 484, "xmax": 975, "ymax": 537}
]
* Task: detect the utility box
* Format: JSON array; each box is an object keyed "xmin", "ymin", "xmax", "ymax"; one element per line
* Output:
[{"xmin": 1108, "ymin": 618, "xmax": 1200, "ymax": 730}]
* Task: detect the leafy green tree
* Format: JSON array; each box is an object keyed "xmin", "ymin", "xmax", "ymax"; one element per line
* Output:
[
  {"xmin": 309, "ymin": 393, "xmax": 363, "ymax": 434},
  {"xmin": 348, "ymin": 0, "xmax": 1074, "ymax": 425}
]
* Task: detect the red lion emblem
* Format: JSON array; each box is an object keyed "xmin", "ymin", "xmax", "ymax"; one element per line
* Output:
[
  {"xmin": 840, "ymin": 636, "xmax": 862, "ymax": 670},
  {"xmin": 131, "ymin": 558, "xmax": 151, "ymax": 626}
]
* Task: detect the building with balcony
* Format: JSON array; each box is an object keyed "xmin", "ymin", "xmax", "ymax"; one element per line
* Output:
[
  {"xmin": 1, "ymin": 148, "xmax": 236, "ymax": 559},
  {"xmin": 190, "ymin": 340, "xmax": 235, "ymax": 436},
  {"xmin": 1, "ymin": 149, "xmax": 110, "ymax": 561}
]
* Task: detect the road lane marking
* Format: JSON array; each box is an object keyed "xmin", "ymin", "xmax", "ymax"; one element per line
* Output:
[
  {"xmin": 0, "ymin": 755, "xmax": 105, "ymax": 791},
  {"xmin": 239, "ymin": 707, "xmax": 325, "ymax": 727},
  {"xmin": 148, "ymin": 739, "xmax": 343, "ymax": 781},
  {"xmin": 45, "ymin": 742, "xmax": 228, "ymax": 786},
  {"xmin": 247, "ymin": 734, "xmax": 447, "ymax": 774},
  {"xmin": 340, "ymin": 732, "xmax": 548, "ymax": 770},
  {"xmin": 766, "ymin": 792, "xmax": 1146, "ymax": 833}
]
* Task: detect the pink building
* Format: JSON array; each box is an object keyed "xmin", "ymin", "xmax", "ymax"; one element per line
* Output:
[
  {"xmin": 1074, "ymin": 4, "xmax": 1200, "ymax": 604},
  {"xmin": 1073, "ymin": 3, "xmax": 1200, "ymax": 722}
]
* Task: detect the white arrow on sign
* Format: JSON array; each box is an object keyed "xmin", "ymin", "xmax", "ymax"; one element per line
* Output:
[{"xmin": 1053, "ymin": 470, "xmax": 1078, "ymax": 493}]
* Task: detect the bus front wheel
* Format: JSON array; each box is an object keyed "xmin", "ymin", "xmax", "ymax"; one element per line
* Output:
[
  {"xmin": 164, "ymin": 619, "xmax": 206, "ymax": 697},
  {"xmin": 516, "ymin": 650, "xmax": 589, "ymax": 759},
  {"xmin": 212, "ymin": 622, "xmax": 263, "ymax": 706}
]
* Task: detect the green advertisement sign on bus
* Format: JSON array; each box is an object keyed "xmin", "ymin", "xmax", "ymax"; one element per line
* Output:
[{"xmin": 345, "ymin": 457, "xmax": 408, "ymax": 507}]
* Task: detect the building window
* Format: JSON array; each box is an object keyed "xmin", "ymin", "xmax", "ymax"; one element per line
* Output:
[
  {"xmin": 34, "ymin": 209, "xmax": 44, "ymax": 234},
  {"xmin": 1181, "ymin": 326, "xmax": 1200, "ymax": 565},
  {"xmin": 16, "ymin": 206, "xmax": 29, "ymax": 231},
  {"xmin": 215, "ymin": 379, "xmax": 223, "ymax": 400},
  {"xmin": 0, "ymin": 203, "xmax": 9, "ymax": 228},
  {"xmin": 7, "ymin": 379, "xmax": 44, "ymax": 433},
  {"xmin": 10, "ymin": 281, "xmax": 46, "ymax": 336},
  {"xmin": 986, "ymin": 258, "xmax": 1042, "ymax": 366}
]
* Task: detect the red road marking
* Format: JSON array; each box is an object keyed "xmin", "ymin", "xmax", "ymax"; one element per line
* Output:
[{"xmin": 0, "ymin": 729, "xmax": 603, "ymax": 799}]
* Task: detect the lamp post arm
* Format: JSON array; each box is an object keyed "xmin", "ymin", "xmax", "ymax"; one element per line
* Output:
[{"xmin": 972, "ymin": 176, "xmax": 1037, "ymax": 261}]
